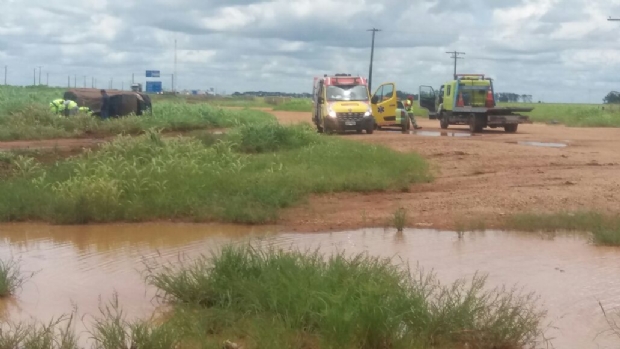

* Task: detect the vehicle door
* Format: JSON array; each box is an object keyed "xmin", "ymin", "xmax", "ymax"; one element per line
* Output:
[
  {"xmin": 371, "ymin": 83, "xmax": 397, "ymax": 125},
  {"xmin": 419, "ymin": 85, "xmax": 437, "ymax": 118}
]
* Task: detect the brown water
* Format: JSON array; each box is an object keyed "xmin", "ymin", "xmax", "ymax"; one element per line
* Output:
[{"xmin": 0, "ymin": 224, "xmax": 619, "ymax": 348}]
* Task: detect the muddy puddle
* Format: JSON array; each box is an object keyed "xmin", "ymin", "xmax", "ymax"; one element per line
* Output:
[
  {"xmin": 0, "ymin": 224, "xmax": 619, "ymax": 348},
  {"xmin": 518, "ymin": 141, "xmax": 568, "ymax": 148},
  {"xmin": 411, "ymin": 130, "xmax": 472, "ymax": 137}
]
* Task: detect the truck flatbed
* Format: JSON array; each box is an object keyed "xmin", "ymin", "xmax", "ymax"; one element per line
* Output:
[{"xmin": 452, "ymin": 106, "xmax": 534, "ymax": 114}]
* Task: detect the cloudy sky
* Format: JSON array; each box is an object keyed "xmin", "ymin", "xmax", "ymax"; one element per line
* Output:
[{"xmin": 2, "ymin": 0, "xmax": 620, "ymax": 102}]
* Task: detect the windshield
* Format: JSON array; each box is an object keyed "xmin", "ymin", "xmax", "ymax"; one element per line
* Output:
[{"xmin": 326, "ymin": 85, "xmax": 369, "ymax": 102}]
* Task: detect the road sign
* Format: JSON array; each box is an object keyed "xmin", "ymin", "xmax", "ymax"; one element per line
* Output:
[
  {"xmin": 146, "ymin": 70, "xmax": 160, "ymax": 78},
  {"xmin": 145, "ymin": 81, "xmax": 162, "ymax": 93}
]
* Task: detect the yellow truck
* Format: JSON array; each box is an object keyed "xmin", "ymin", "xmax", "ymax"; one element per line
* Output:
[
  {"xmin": 312, "ymin": 74, "xmax": 375, "ymax": 134},
  {"xmin": 419, "ymin": 74, "xmax": 533, "ymax": 133}
]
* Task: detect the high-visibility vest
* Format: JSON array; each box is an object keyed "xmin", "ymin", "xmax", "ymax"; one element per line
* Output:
[
  {"xmin": 66, "ymin": 100, "xmax": 78, "ymax": 110},
  {"xmin": 50, "ymin": 99, "xmax": 64, "ymax": 113},
  {"xmin": 78, "ymin": 106, "xmax": 92, "ymax": 115}
]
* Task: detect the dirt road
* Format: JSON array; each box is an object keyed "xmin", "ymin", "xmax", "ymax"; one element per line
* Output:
[
  {"xmin": 2, "ymin": 110, "xmax": 618, "ymax": 232},
  {"xmin": 273, "ymin": 111, "xmax": 620, "ymax": 231}
]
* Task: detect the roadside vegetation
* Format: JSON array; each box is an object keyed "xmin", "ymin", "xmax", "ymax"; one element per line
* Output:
[
  {"xmin": 0, "ymin": 86, "xmax": 274, "ymax": 141},
  {"xmin": 272, "ymin": 98, "xmax": 313, "ymax": 112},
  {"xmin": 505, "ymin": 212, "xmax": 620, "ymax": 246},
  {"xmin": 501, "ymin": 102, "xmax": 620, "ymax": 127},
  {"xmin": 0, "ymin": 124, "xmax": 430, "ymax": 224}
]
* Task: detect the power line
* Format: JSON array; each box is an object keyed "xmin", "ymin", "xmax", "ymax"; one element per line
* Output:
[
  {"xmin": 367, "ymin": 28, "xmax": 381, "ymax": 93},
  {"xmin": 608, "ymin": 17, "xmax": 620, "ymax": 21},
  {"xmin": 446, "ymin": 51, "xmax": 465, "ymax": 79}
]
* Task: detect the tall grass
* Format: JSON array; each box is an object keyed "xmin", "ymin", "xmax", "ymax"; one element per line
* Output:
[
  {"xmin": 505, "ymin": 212, "xmax": 620, "ymax": 246},
  {"xmin": 0, "ymin": 258, "xmax": 30, "ymax": 297},
  {"xmin": 0, "ymin": 125, "xmax": 430, "ymax": 224},
  {"xmin": 393, "ymin": 207, "xmax": 407, "ymax": 231},
  {"xmin": 148, "ymin": 245, "xmax": 546, "ymax": 349},
  {"xmin": 0, "ymin": 86, "xmax": 275, "ymax": 141},
  {"xmin": 0, "ymin": 315, "xmax": 79, "ymax": 349}
]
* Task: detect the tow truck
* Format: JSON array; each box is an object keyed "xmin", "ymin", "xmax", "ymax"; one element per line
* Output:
[{"xmin": 419, "ymin": 74, "xmax": 533, "ymax": 133}]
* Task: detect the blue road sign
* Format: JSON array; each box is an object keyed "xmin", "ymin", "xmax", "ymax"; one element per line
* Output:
[
  {"xmin": 145, "ymin": 81, "xmax": 162, "ymax": 93},
  {"xmin": 146, "ymin": 70, "xmax": 160, "ymax": 78}
]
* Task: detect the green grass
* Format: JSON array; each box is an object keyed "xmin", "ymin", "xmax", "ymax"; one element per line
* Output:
[
  {"xmin": 500, "ymin": 102, "xmax": 620, "ymax": 127},
  {"xmin": 505, "ymin": 212, "xmax": 620, "ymax": 246},
  {"xmin": 0, "ymin": 258, "xmax": 30, "ymax": 297},
  {"xmin": 0, "ymin": 124, "xmax": 430, "ymax": 224},
  {"xmin": 272, "ymin": 98, "xmax": 312, "ymax": 112},
  {"xmin": 0, "ymin": 86, "xmax": 275, "ymax": 141},
  {"xmin": 392, "ymin": 207, "xmax": 407, "ymax": 232},
  {"xmin": 148, "ymin": 244, "xmax": 546, "ymax": 349}
]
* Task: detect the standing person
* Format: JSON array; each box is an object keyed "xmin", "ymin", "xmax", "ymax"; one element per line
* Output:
[
  {"xmin": 405, "ymin": 96, "xmax": 422, "ymax": 130},
  {"xmin": 100, "ymin": 89, "xmax": 110, "ymax": 119}
]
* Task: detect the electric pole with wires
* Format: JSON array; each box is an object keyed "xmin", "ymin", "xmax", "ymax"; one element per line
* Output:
[
  {"xmin": 446, "ymin": 51, "xmax": 465, "ymax": 79},
  {"xmin": 367, "ymin": 28, "xmax": 381, "ymax": 93}
]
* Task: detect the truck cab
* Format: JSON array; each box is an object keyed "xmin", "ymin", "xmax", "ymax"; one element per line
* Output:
[
  {"xmin": 312, "ymin": 74, "xmax": 375, "ymax": 134},
  {"xmin": 419, "ymin": 74, "xmax": 533, "ymax": 133}
]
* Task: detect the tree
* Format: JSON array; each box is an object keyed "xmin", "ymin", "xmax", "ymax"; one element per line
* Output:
[{"xmin": 603, "ymin": 91, "xmax": 620, "ymax": 104}]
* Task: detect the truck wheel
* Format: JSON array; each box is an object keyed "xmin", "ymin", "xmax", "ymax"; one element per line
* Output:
[
  {"xmin": 504, "ymin": 124, "xmax": 518, "ymax": 133},
  {"xmin": 401, "ymin": 119, "xmax": 411, "ymax": 134},
  {"xmin": 469, "ymin": 115, "xmax": 484, "ymax": 133},
  {"xmin": 316, "ymin": 124, "xmax": 324, "ymax": 133},
  {"xmin": 366, "ymin": 125, "xmax": 375, "ymax": 134},
  {"xmin": 440, "ymin": 113, "xmax": 449, "ymax": 129}
]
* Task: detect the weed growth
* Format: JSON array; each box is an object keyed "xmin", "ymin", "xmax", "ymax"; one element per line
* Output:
[
  {"xmin": 272, "ymin": 99, "xmax": 313, "ymax": 112},
  {"xmin": 148, "ymin": 245, "xmax": 546, "ymax": 349},
  {"xmin": 0, "ymin": 126, "xmax": 430, "ymax": 224},
  {"xmin": 0, "ymin": 258, "xmax": 31, "ymax": 297},
  {"xmin": 393, "ymin": 207, "xmax": 407, "ymax": 231}
]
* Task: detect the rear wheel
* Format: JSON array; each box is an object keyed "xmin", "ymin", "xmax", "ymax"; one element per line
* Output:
[
  {"xmin": 469, "ymin": 114, "xmax": 484, "ymax": 133},
  {"xmin": 401, "ymin": 119, "xmax": 411, "ymax": 134},
  {"xmin": 504, "ymin": 124, "xmax": 518, "ymax": 133},
  {"xmin": 439, "ymin": 112, "xmax": 449, "ymax": 129}
]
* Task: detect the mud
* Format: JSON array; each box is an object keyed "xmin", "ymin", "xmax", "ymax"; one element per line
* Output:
[
  {"xmin": 0, "ymin": 224, "xmax": 619, "ymax": 348},
  {"xmin": 518, "ymin": 141, "xmax": 568, "ymax": 148},
  {"xmin": 270, "ymin": 111, "xmax": 620, "ymax": 232},
  {"xmin": 411, "ymin": 130, "xmax": 472, "ymax": 137}
]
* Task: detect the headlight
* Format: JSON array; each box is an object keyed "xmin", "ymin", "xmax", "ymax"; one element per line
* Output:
[
  {"xmin": 328, "ymin": 110, "xmax": 337, "ymax": 118},
  {"xmin": 364, "ymin": 109, "xmax": 372, "ymax": 117}
]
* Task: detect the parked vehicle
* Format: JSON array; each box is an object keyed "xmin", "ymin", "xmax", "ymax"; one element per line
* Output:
[
  {"xmin": 370, "ymin": 82, "xmax": 411, "ymax": 133},
  {"xmin": 419, "ymin": 74, "xmax": 533, "ymax": 133}
]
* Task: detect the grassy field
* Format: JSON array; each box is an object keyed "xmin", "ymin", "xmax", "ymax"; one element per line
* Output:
[
  {"xmin": 0, "ymin": 86, "xmax": 275, "ymax": 141},
  {"xmin": 504, "ymin": 212, "xmax": 620, "ymax": 246},
  {"xmin": 0, "ymin": 123, "xmax": 430, "ymax": 224},
  {"xmin": 500, "ymin": 103, "xmax": 620, "ymax": 127}
]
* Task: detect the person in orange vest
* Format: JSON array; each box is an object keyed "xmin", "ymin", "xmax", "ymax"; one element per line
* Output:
[{"xmin": 404, "ymin": 95, "xmax": 422, "ymax": 129}]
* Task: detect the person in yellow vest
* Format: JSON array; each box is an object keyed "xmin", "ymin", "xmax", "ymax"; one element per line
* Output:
[
  {"xmin": 63, "ymin": 100, "xmax": 78, "ymax": 117},
  {"xmin": 49, "ymin": 99, "xmax": 65, "ymax": 115},
  {"xmin": 404, "ymin": 96, "xmax": 422, "ymax": 129},
  {"xmin": 78, "ymin": 106, "xmax": 93, "ymax": 116}
]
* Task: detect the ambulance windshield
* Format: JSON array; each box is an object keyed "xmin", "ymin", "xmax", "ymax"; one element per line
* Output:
[{"xmin": 326, "ymin": 85, "xmax": 369, "ymax": 102}]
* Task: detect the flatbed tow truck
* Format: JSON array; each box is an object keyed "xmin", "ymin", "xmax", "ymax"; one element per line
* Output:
[{"xmin": 419, "ymin": 74, "xmax": 533, "ymax": 133}]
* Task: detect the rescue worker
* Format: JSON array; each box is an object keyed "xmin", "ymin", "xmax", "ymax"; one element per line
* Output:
[
  {"xmin": 78, "ymin": 106, "xmax": 93, "ymax": 116},
  {"xmin": 404, "ymin": 95, "xmax": 422, "ymax": 130},
  {"xmin": 63, "ymin": 99, "xmax": 78, "ymax": 117},
  {"xmin": 100, "ymin": 89, "xmax": 110, "ymax": 119},
  {"xmin": 49, "ymin": 99, "xmax": 65, "ymax": 115}
]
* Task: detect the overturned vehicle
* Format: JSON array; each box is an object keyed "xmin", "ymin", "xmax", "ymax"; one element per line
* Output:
[{"xmin": 63, "ymin": 88, "xmax": 152, "ymax": 118}]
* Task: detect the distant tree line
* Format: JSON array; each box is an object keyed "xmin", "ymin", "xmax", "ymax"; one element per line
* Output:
[
  {"xmin": 494, "ymin": 93, "xmax": 533, "ymax": 103},
  {"xmin": 232, "ymin": 91, "xmax": 312, "ymax": 98}
]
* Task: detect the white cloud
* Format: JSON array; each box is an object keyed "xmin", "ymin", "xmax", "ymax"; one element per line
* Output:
[{"xmin": 1, "ymin": 0, "xmax": 620, "ymax": 101}]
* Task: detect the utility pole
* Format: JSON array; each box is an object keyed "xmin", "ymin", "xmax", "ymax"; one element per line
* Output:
[
  {"xmin": 4, "ymin": 66, "xmax": 6, "ymax": 85},
  {"xmin": 38, "ymin": 66, "xmax": 42, "ymax": 85},
  {"xmin": 446, "ymin": 51, "xmax": 465, "ymax": 79},
  {"xmin": 74, "ymin": 75, "xmax": 77, "ymax": 88},
  {"xmin": 367, "ymin": 28, "xmax": 381, "ymax": 93},
  {"xmin": 33, "ymin": 69, "xmax": 36, "ymax": 86},
  {"xmin": 174, "ymin": 38, "xmax": 177, "ymax": 93},
  {"xmin": 67, "ymin": 76, "xmax": 70, "ymax": 88},
  {"xmin": 46, "ymin": 73, "xmax": 49, "ymax": 86}
]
